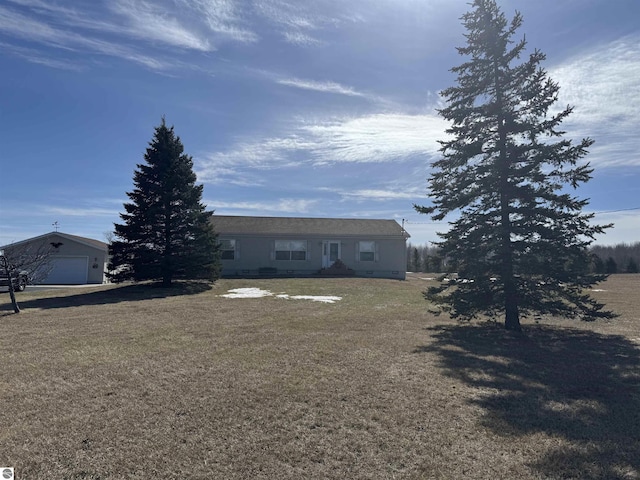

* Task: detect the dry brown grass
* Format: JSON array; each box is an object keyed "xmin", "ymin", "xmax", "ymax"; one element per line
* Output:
[{"xmin": 0, "ymin": 275, "xmax": 638, "ymax": 479}]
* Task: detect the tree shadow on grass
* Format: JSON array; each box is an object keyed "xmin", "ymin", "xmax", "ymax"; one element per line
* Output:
[
  {"xmin": 415, "ymin": 323, "xmax": 640, "ymax": 479},
  {"xmin": 0, "ymin": 281, "xmax": 213, "ymax": 313}
]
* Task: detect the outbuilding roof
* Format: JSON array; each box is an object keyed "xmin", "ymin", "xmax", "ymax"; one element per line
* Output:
[
  {"xmin": 213, "ymin": 216, "xmax": 410, "ymax": 238},
  {"xmin": 0, "ymin": 232, "xmax": 108, "ymax": 252}
]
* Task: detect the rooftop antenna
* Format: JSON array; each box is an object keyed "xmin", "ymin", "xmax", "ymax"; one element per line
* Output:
[{"xmin": 52, "ymin": 221, "xmax": 60, "ymax": 232}]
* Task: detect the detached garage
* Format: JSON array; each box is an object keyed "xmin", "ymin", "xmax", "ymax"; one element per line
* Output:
[
  {"xmin": 46, "ymin": 257, "xmax": 90, "ymax": 284},
  {"xmin": 0, "ymin": 232, "xmax": 108, "ymax": 285}
]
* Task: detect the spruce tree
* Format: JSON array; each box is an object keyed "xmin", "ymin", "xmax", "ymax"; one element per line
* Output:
[
  {"xmin": 415, "ymin": 0, "xmax": 614, "ymax": 331},
  {"xmin": 109, "ymin": 118, "xmax": 221, "ymax": 286}
]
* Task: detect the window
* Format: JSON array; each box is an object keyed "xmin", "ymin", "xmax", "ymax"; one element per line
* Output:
[
  {"xmin": 220, "ymin": 239, "xmax": 236, "ymax": 260},
  {"xmin": 275, "ymin": 240, "xmax": 307, "ymax": 261},
  {"xmin": 358, "ymin": 241, "xmax": 376, "ymax": 262}
]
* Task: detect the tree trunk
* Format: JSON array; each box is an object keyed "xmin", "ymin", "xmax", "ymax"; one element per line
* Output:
[
  {"xmin": 8, "ymin": 283, "xmax": 20, "ymax": 314},
  {"xmin": 504, "ymin": 283, "xmax": 520, "ymax": 331},
  {"xmin": 493, "ymin": 61, "xmax": 520, "ymax": 332},
  {"xmin": 1, "ymin": 257, "xmax": 20, "ymax": 313}
]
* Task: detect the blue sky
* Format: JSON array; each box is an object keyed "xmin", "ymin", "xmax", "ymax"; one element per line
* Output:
[{"xmin": 1, "ymin": 0, "xmax": 638, "ymax": 247}]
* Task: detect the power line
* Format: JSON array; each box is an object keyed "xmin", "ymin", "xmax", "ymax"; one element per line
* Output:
[
  {"xmin": 403, "ymin": 206, "xmax": 640, "ymax": 224},
  {"xmin": 403, "ymin": 221, "xmax": 445, "ymax": 225},
  {"xmin": 593, "ymin": 207, "xmax": 640, "ymax": 215}
]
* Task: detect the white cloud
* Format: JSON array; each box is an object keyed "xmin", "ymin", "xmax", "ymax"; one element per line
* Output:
[
  {"xmin": 176, "ymin": 0, "xmax": 258, "ymax": 44},
  {"xmin": 0, "ymin": 0, "xmax": 261, "ymax": 71},
  {"xmin": 0, "ymin": 4, "xmax": 68, "ymax": 44},
  {"xmin": 551, "ymin": 35, "xmax": 640, "ymax": 167},
  {"xmin": 0, "ymin": 41, "xmax": 83, "ymax": 70},
  {"xmin": 5, "ymin": 0, "xmax": 81, "ymax": 18},
  {"xmin": 252, "ymin": 0, "xmax": 328, "ymax": 46},
  {"xmin": 205, "ymin": 198, "xmax": 318, "ymax": 214},
  {"xmin": 196, "ymin": 112, "xmax": 445, "ymax": 185},
  {"xmin": 110, "ymin": 0, "xmax": 212, "ymax": 51},
  {"xmin": 277, "ymin": 78, "xmax": 366, "ymax": 97},
  {"xmin": 320, "ymin": 187, "xmax": 421, "ymax": 201},
  {"xmin": 282, "ymin": 31, "xmax": 321, "ymax": 46},
  {"xmin": 302, "ymin": 113, "xmax": 445, "ymax": 164},
  {"xmin": 0, "ymin": 4, "xmax": 174, "ymax": 69},
  {"xmin": 195, "ymin": 135, "xmax": 315, "ymax": 184},
  {"xmin": 43, "ymin": 206, "xmax": 120, "ymax": 217},
  {"xmin": 1, "ymin": 200, "xmax": 123, "ymax": 221}
]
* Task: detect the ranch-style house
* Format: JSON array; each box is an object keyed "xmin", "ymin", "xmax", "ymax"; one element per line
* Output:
[{"xmin": 213, "ymin": 215, "xmax": 410, "ymax": 280}]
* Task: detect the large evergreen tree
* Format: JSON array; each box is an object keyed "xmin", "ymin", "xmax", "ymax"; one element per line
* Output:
[
  {"xmin": 416, "ymin": 0, "xmax": 614, "ymax": 331},
  {"xmin": 109, "ymin": 118, "xmax": 221, "ymax": 286}
]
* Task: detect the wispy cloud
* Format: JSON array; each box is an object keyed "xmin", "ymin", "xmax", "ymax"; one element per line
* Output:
[
  {"xmin": 181, "ymin": 0, "xmax": 258, "ymax": 44},
  {"xmin": 0, "ymin": 4, "xmax": 68, "ymax": 45},
  {"xmin": 551, "ymin": 35, "xmax": 640, "ymax": 167},
  {"xmin": 0, "ymin": 0, "xmax": 261, "ymax": 71},
  {"xmin": 109, "ymin": 0, "xmax": 212, "ymax": 52},
  {"xmin": 195, "ymin": 112, "xmax": 446, "ymax": 185},
  {"xmin": 0, "ymin": 41, "xmax": 83, "ymax": 70},
  {"xmin": 253, "ymin": 0, "xmax": 328, "ymax": 46},
  {"xmin": 205, "ymin": 198, "xmax": 318, "ymax": 214},
  {"xmin": 5, "ymin": 0, "xmax": 81, "ymax": 18},
  {"xmin": 277, "ymin": 77, "xmax": 366, "ymax": 97},
  {"xmin": 43, "ymin": 206, "xmax": 120, "ymax": 217},
  {"xmin": 301, "ymin": 113, "xmax": 445, "ymax": 164},
  {"xmin": 0, "ymin": 3, "xmax": 174, "ymax": 69},
  {"xmin": 195, "ymin": 135, "xmax": 315, "ymax": 185},
  {"xmin": 282, "ymin": 31, "xmax": 321, "ymax": 46},
  {"xmin": 320, "ymin": 187, "xmax": 422, "ymax": 201}
]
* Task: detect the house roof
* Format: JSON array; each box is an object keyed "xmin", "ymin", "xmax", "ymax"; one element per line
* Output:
[
  {"xmin": 212, "ymin": 216, "xmax": 410, "ymax": 238},
  {"xmin": 0, "ymin": 232, "xmax": 108, "ymax": 252},
  {"xmin": 59, "ymin": 232, "xmax": 109, "ymax": 251}
]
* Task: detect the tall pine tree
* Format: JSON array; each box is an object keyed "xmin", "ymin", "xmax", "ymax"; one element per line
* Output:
[
  {"xmin": 416, "ymin": 0, "xmax": 614, "ymax": 331},
  {"xmin": 109, "ymin": 118, "xmax": 221, "ymax": 286}
]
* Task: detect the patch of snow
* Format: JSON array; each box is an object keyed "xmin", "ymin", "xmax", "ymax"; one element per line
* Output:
[
  {"xmin": 221, "ymin": 288, "xmax": 273, "ymax": 298},
  {"xmin": 420, "ymin": 277, "xmax": 436, "ymax": 281},
  {"xmin": 276, "ymin": 294, "xmax": 342, "ymax": 304},
  {"xmin": 591, "ymin": 289, "xmax": 607, "ymax": 292},
  {"xmin": 221, "ymin": 288, "xmax": 341, "ymax": 303}
]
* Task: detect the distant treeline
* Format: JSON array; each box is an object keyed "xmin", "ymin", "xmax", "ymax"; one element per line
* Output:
[
  {"xmin": 406, "ymin": 242, "xmax": 640, "ymax": 274},
  {"xmin": 590, "ymin": 242, "xmax": 640, "ymax": 273}
]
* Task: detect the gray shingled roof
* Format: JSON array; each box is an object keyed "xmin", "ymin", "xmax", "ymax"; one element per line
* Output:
[
  {"xmin": 212, "ymin": 216, "xmax": 409, "ymax": 238},
  {"xmin": 60, "ymin": 233, "xmax": 109, "ymax": 251}
]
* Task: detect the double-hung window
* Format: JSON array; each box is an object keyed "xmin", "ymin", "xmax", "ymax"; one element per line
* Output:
[
  {"xmin": 275, "ymin": 240, "xmax": 307, "ymax": 261},
  {"xmin": 220, "ymin": 239, "xmax": 237, "ymax": 260},
  {"xmin": 358, "ymin": 241, "xmax": 376, "ymax": 262}
]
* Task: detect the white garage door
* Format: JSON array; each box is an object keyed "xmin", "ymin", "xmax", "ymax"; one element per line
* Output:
[{"xmin": 44, "ymin": 257, "xmax": 89, "ymax": 284}]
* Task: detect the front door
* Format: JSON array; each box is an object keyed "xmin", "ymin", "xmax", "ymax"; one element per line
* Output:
[{"xmin": 322, "ymin": 241, "xmax": 341, "ymax": 268}]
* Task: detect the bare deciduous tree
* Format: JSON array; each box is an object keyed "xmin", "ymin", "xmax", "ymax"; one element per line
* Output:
[{"xmin": 1, "ymin": 241, "xmax": 55, "ymax": 313}]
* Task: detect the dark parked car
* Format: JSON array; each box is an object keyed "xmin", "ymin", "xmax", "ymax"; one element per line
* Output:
[{"xmin": 0, "ymin": 269, "xmax": 29, "ymax": 292}]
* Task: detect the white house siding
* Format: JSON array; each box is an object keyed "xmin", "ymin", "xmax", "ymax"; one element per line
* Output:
[
  {"xmin": 214, "ymin": 216, "xmax": 409, "ymax": 280},
  {"xmin": 219, "ymin": 235, "xmax": 407, "ymax": 279}
]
